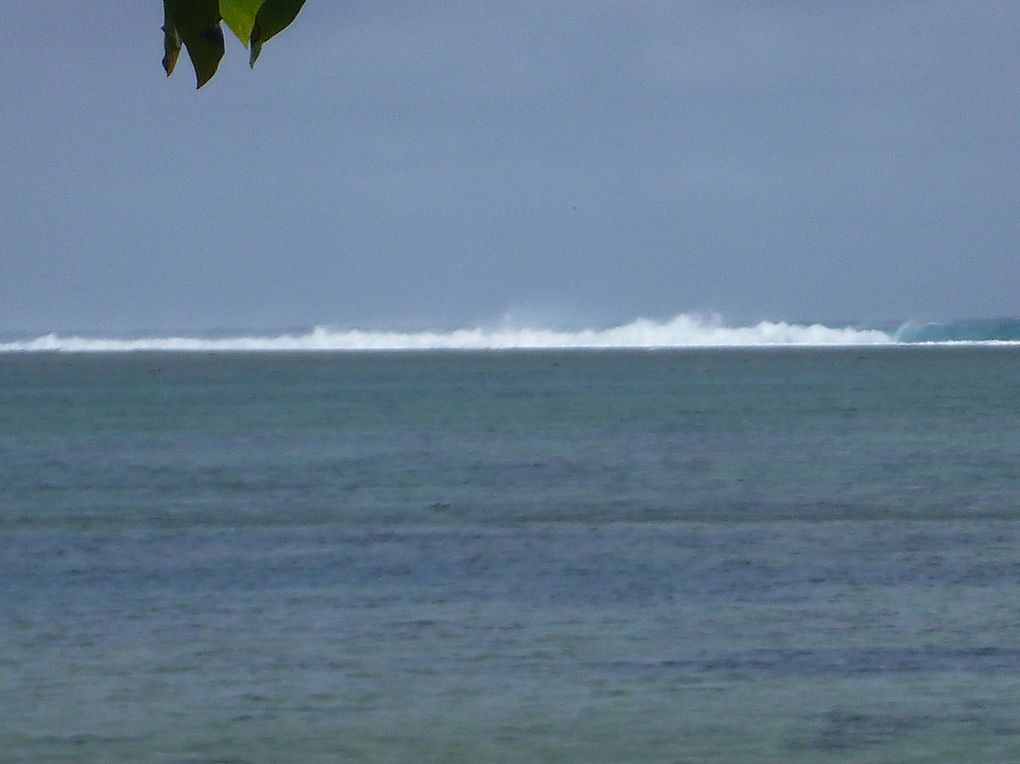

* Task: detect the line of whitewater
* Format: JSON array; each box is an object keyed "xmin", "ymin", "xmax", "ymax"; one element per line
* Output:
[{"xmin": 0, "ymin": 315, "xmax": 898, "ymax": 352}]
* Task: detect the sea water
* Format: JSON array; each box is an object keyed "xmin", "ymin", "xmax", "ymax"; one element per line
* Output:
[{"xmin": 2, "ymin": 346, "xmax": 1020, "ymax": 762}]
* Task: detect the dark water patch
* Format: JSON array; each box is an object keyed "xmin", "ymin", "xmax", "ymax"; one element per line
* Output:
[
  {"xmin": 587, "ymin": 646, "xmax": 1020, "ymax": 680},
  {"xmin": 7, "ymin": 522, "xmax": 1020, "ymax": 623},
  {"xmin": 33, "ymin": 733, "xmax": 146, "ymax": 746},
  {"xmin": 790, "ymin": 709, "xmax": 931, "ymax": 752}
]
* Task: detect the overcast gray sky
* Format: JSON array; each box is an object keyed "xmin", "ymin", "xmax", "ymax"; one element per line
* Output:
[{"xmin": 2, "ymin": 2, "xmax": 1018, "ymax": 333}]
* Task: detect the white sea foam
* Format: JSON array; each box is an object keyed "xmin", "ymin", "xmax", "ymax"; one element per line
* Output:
[{"xmin": 0, "ymin": 314, "xmax": 896, "ymax": 352}]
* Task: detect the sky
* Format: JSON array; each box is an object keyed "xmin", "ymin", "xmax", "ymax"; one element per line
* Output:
[{"xmin": 2, "ymin": 2, "xmax": 1019, "ymax": 333}]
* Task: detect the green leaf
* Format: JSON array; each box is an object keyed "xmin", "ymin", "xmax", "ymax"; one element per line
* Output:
[
  {"xmin": 161, "ymin": 3, "xmax": 182, "ymax": 77},
  {"xmin": 220, "ymin": 0, "xmax": 265, "ymax": 47},
  {"xmin": 164, "ymin": 0, "xmax": 225, "ymax": 89},
  {"xmin": 250, "ymin": 0, "xmax": 306, "ymax": 68}
]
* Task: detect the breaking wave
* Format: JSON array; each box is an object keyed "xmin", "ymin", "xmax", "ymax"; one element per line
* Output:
[
  {"xmin": 893, "ymin": 318, "xmax": 1020, "ymax": 344},
  {"xmin": 0, "ymin": 314, "xmax": 897, "ymax": 352},
  {"xmin": 5, "ymin": 316, "xmax": 1020, "ymax": 352}
]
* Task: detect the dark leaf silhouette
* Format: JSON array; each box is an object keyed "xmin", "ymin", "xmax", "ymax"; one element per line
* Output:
[{"xmin": 162, "ymin": 0, "xmax": 307, "ymax": 88}]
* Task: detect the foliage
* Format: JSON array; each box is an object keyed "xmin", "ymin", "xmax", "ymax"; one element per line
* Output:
[{"xmin": 162, "ymin": 0, "xmax": 306, "ymax": 88}]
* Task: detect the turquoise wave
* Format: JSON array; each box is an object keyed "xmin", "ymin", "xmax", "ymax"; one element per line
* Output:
[{"xmin": 895, "ymin": 318, "xmax": 1020, "ymax": 343}]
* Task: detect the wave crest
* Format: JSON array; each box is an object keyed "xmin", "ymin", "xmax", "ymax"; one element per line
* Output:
[
  {"xmin": 894, "ymin": 318, "xmax": 1020, "ymax": 343},
  {"xmin": 0, "ymin": 315, "xmax": 894, "ymax": 352}
]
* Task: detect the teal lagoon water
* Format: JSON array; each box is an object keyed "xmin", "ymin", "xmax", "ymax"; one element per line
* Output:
[{"xmin": 3, "ymin": 347, "xmax": 1020, "ymax": 761}]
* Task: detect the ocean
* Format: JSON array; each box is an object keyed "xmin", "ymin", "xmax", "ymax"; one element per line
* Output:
[{"xmin": 3, "ymin": 318, "xmax": 1020, "ymax": 762}]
